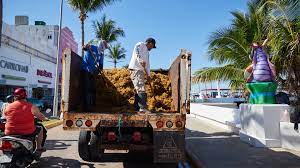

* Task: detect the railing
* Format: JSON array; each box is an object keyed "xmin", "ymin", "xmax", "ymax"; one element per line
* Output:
[{"xmin": 1, "ymin": 34, "xmax": 57, "ymax": 64}]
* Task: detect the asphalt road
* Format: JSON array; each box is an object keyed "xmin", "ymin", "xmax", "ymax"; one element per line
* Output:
[{"xmin": 28, "ymin": 125, "xmax": 187, "ymax": 168}]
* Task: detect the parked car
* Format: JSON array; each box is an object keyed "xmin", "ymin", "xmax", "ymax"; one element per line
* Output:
[{"xmin": 27, "ymin": 98, "xmax": 44, "ymax": 111}]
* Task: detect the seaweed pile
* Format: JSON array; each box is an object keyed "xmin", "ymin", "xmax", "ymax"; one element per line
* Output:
[{"xmin": 94, "ymin": 68, "xmax": 173, "ymax": 112}]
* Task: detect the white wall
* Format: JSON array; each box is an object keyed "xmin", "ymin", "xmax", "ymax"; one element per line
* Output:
[
  {"xmin": 31, "ymin": 56, "xmax": 56, "ymax": 88},
  {"xmin": 2, "ymin": 22, "xmax": 58, "ymax": 58},
  {"xmin": 0, "ymin": 45, "xmax": 31, "ymax": 87},
  {"xmin": 190, "ymin": 103, "xmax": 300, "ymax": 151},
  {"xmin": 190, "ymin": 103, "xmax": 240, "ymax": 127},
  {"xmin": 0, "ymin": 44, "xmax": 56, "ymax": 96}
]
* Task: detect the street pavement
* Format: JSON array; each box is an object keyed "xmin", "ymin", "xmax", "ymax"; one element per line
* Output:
[
  {"xmin": 186, "ymin": 116, "xmax": 300, "ymax": 168},
  {"xmin": 28, "ymin": 125, "xmax": 184, "ymax": 168}
]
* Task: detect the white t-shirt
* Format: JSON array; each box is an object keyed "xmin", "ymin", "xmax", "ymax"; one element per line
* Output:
[{"xmin": 128, "ymin": 42, "xmax": 150, "ymax": 76}]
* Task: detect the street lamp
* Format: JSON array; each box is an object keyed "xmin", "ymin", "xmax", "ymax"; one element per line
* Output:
[{"xmin": 53, "ymin": 0, "xmax": 63, "ymax": 118}]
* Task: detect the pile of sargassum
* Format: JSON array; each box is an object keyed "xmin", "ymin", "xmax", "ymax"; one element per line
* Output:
[{"xmin": 95, "ymin": 68, "xmax": 173, "ymax": 112}]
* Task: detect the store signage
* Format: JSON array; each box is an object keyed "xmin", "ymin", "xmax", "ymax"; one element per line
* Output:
[
  {"xmin": 37, "ymin": 69, "xmax": 53, "ymax": 78},
  {"xmin": 0, "ymin": 60, "xmax": 28, "ymax": 73}
]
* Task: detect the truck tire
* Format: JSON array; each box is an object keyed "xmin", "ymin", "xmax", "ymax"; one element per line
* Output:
[
  {"xmin": 78, "ymin": 130, "xmax": 91, "ymax": 161},
  {"xmin": 88, "ymin": 132, "xmax": 104, "ymax": 161}
]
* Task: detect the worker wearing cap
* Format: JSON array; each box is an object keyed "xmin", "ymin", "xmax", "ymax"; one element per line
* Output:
[
  {"xmin": 128, "ymin": 38, "xmax": 156, "ymax": 112},
  {"xmin": 81, "ymin": 39, "xmax": 109, "ymax": 112}
]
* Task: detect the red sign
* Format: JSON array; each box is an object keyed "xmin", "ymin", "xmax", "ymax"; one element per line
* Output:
[{"xmin": 37, "ymin": 69, "xmax": 52, "ymax": 78}]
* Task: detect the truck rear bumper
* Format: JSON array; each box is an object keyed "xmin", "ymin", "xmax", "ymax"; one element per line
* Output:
[
  {"xmin": 101, "ymin": 144, "xmax": 152, "ymax": 151},
  {"xmin": 63, "ymin": 112, "xmax": 186, "ymax": 131}
]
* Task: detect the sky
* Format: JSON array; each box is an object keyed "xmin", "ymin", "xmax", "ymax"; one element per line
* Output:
[{"xmin": 3, "ymin": 0, "xmax": 248, "ymax": 91}]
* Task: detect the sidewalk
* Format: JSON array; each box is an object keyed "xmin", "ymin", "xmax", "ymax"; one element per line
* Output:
[{"xmin": 185, "ymin": 116, "xmax": 300, "ymax": 168}]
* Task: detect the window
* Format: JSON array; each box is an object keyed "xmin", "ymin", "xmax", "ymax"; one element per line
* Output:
[{"xmin": 48, "ymin": 35, "xmax": 52, "ymax": 39}]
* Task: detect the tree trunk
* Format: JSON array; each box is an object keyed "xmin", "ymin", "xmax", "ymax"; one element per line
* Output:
[
  {"xmin": 81, "ymin": 19, "xmax": 84, "ymax": 57},
  {"xmin": 114, "ymin": 59, "xmax": 117, "ymax": 68}
]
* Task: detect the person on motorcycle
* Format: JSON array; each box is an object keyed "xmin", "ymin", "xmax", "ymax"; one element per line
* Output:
[
  {"xmin": 0, "ymin": 95, "xmax": 14, "ymax": 119},
  {"xmin": 4, "ymin": 88, "xmax": 48, "ymax": 152}
]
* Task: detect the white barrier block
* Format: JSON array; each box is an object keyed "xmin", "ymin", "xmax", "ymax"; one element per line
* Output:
[
  {"xmin": 240, "ymin": 104, "xmax": 289, "ymax": 148},
  {"xmin": 280, "ymin": 122, "xmax": 300, "ymax": 151}
]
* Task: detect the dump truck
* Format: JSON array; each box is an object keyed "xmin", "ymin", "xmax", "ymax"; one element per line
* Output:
[{"xmin": 61, "ymin": 48, "xmax": 191, "ymax": 163}]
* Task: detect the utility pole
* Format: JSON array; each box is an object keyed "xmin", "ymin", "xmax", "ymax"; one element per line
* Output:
[
  {"xmin": 53, "ymin": 0, "xmax": 63, "ymax": 118},
  {"xmin": 0, "ymin": 0, "xmax": 3, "ymax": 47}
]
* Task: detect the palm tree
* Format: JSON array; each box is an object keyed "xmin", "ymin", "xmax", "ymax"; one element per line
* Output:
[
  {"xmin": 92, "ymin": 15, "xmax": 125, "ymax": 43},
  {"xmin": 253, "ymin": 0, "xmax": 300, "ymax": 20},
  {"xmin": 193, "ymin": 2, "xmax": 269, "ymax": 90},
  {"xmin": 106, "ymin": 43, "xmax": 126, "ymax": 68},
  {"xmin": 255, "ymin": 0, "xmax": 300, "ymax": 121},
  {"xmin": 67, "ymin": 0, "xmax": 119, "ymax": 56}
]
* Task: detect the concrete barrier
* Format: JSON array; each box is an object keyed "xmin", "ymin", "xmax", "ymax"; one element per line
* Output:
[
  {"xmin": 239, "ymin": 104, "xmax": 289, "ymax": 148},
  {"xmin": 190, "ymin": 103, "xmax": 240, "ymax": 132},
  {"xmin": 280, "ymin": 122, "xmax": 300, "ymax": 151},
  {"xmin": 190, "ymin": 103, "xmax": 300, "ymax": 151}
]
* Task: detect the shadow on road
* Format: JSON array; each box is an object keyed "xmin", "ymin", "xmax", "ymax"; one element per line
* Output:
[
  {"xmin": 45, "ymin": 140, "xmax": 77, "ymax": 151},
  {"xmin": 36, "ymin": 139, "xmax": 179, "ymax": 168},
  {"xmin": 28, "ymin": 153, "xmax": 178, "ymax": 168},
  {"xmin": 185, "ymin": 128, "xmax": 300, "ymax": 168},
  {"xmin": 98, "ymin": 151, "xmax": 178, "ymax": 168},
  {"xmin": 187, "ymin": 129, "xmax": 237, "ymax": 137},
  {"xmin": 29, "ymin": 156, "xmax": 104, "ymax": 168}
]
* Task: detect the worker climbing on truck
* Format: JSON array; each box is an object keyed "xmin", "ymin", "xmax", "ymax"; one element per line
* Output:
[
  {"xmin": 81, "ymin": 39, "xmax": 109, "ymax": 111},
  {"xmin": 128, "ymin": 37, "xmax": 157, "ymax": 113}
]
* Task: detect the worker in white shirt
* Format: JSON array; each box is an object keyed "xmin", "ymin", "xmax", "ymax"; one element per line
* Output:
[{"xmin": 128, "ymin": 38, "xmax": 156, "ymax": 113}]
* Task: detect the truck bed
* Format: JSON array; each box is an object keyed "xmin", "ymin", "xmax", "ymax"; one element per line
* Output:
[{"xmin": 62, "ymin": 48, "xmax": 191, "ymax": 130}]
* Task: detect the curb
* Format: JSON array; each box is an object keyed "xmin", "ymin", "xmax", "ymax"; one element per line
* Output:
[
  {"xmin": 185, "ymin": 146, "xmax": 205, "ymax": 168},
  {"xmin": 44, "ymin": 120, "xmax": 63, "ymax": 129}
]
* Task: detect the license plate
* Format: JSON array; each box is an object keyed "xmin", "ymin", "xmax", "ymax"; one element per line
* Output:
[{"xmin": 0, "ymin": 153, "xmax": 13, "ymax": 163}]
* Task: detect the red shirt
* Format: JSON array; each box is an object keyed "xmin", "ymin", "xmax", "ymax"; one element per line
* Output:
[{"xmin": 4, "ymin": 101, "xmax": 35, "ymax": 135}]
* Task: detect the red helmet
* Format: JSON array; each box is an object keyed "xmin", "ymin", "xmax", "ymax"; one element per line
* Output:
[{"xmin": 13, "ymin": 88, "xmax": 27, "ymax": 100}]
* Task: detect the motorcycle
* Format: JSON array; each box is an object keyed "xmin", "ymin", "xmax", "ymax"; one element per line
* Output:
[{"xmin": 0, "ymin": 117, "xmax": 47, "ymax": 168}]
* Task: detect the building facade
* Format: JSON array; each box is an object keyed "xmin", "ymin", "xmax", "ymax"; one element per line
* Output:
[
  {"xmin": 0, "ymin": 18, "xmax": 58, "ymax": 102},
  {"xmin": 0, "ymin": 32, "xmax": 56, "ymax": 101},
  {"xmin": 0, "ymin": 16, "xmax": 78, "ymax": 105}
]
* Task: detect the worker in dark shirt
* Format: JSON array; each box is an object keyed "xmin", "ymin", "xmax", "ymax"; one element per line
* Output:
[{"xmin": 81, "ymin": 40, "xmax": 108, "ymax": 111}]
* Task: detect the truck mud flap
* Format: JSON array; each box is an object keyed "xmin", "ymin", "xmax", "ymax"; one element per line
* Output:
[{"xmin": 153, "ymin": 131, "xmax": 185, "ymax": 163}]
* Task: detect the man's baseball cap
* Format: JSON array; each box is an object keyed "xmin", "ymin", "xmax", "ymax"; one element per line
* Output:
[{"xmin": 146, "ymin": 38, "xmax": 156, "ymax": 48}]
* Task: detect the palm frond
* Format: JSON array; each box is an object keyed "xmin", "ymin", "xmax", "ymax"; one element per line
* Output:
[
  {"xmin": 193, "ymin": 65, "xmax": 244, "ymax": 83},
  {"xmin": 67, "ymin": 0, "xmax": 119, "ymax": 13},
  {"xmin": 93, "ymin": 15, "xmax": 125, "ymax": 43}
]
